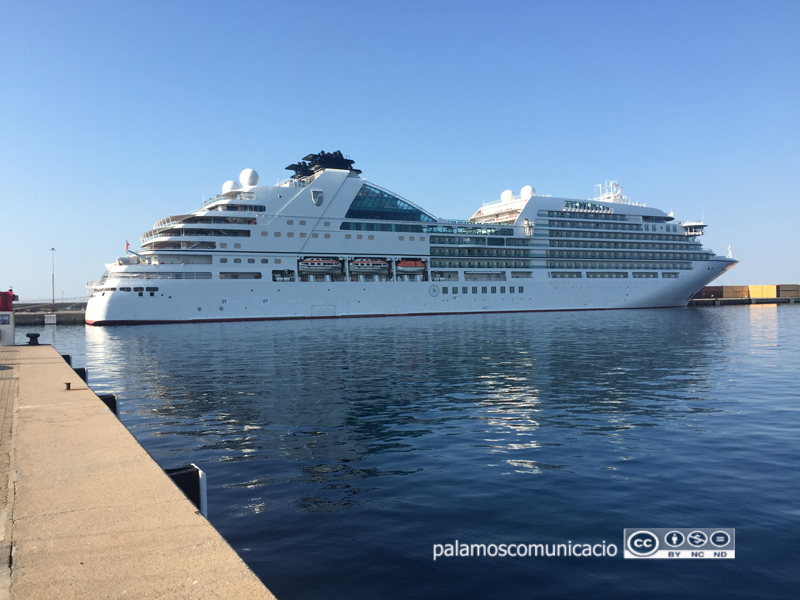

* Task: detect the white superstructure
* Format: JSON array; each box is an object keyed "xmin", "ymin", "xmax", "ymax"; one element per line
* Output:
[{"xmin": 85, "ymin": 151, "xmax": 737, "ymax": 325}]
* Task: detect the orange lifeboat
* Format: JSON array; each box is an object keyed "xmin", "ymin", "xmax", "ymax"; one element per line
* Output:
[{"xmin": 395, "ymin": 260, "xmax": 425, "ymax": 274}]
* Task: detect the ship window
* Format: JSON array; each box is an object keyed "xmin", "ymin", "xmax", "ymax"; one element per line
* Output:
[
  {"xmin": 519, "ymin": 286, "xmax": 524, "ymax": 293},
  {"xmin": 220, "ymin": 258, "xmax": 228, "ymax": 263},
  {"xmin": 287, "ymin": 220, "xmax": 294, "ymax": 225},
  {"xmin": 500, "ymin": 286, "xmax": 506, "ymax": 293},
  {"xmin": 462, "ymin": 287, "xmax": 468, "ymax": 294},
  {"xmin": 491, "ymin": 287, "xmax": 497, "ymax": 293},
  {"xmin": 453, "ymin": 287, "xmax": 458, "ymax": 294},
  {"xmin": 442, "ymin": 287, "xmax": 449, "ymax": 294},
  {"xmin": 261, "ymin": 259, "xmax": 269, "ymax": 263},
  {"xmin": 420, "ymin": 237, "xmax": 425, "ymax": 241},
  {"xmin": 234, "ymin": 243, "xmax": 241, "ymax": 248},
  {"xmin": 300, "ymin": 221, "xmax": 306, "ymax": 225},
  {"xmin": 220, "ymin": 243, "xmax": 228, "ymax": 248},
  {"xmin": 219, "ymin": 272, "xmax": 262, "ymax": 279},
  {"xmin": 345, "ymin": 234, "xmax": 352, "ymax": 239},
  {"xmin": 146, "ymin": 287, "xmax": 158, "ymax": 291},
  {"xmin": 120, "ymin": 287, "xmax": 131, "ymax": 292},
  {"xmin": 410, "ymin": 236, "xmax": 415, "ymax": 241},
  {"xmin": 300, "ymin": 233, "xmax": 307, "ymax": 238},
  {"xmin": 261, "ymin": 231, "xmax": 268, "ymax": 236},
  {"xmin": 324, "ymin": 222, "xmax": 330, "ymax": 227},
  {"xmin": 324, "ymin": 234, "xmax": 330, "ymax": 239},
  {"xmin": 248, "ymin": 258, "xmax": 255, "ymax": 263},
  {"xmin": 346, "ymin": 183, "xmax": 436, "ymax": 222},
  {"xmin": 275, "ymin": 259, "xmax": 282, "ymax": 264},
  {"xmin": 368, "ymin": 235, "xmax": 374, "ymax": 240},
  {"xmin": 472, "ymin": 287, "xmax": 478, "ymax": 294},
  {"xmin": 234, "ymin": 258, "xmax": 242, "ymax": 263},
  {"xmin": 287, "ymin": 232, "xmax": 293, "ymax": 237},
  {"xmin": 274, "ymin": 232, "xmax": 281, "ymax": 237},
  {"xmin": 357, "ymin": 235, "xmax": 363, "ymax": 240},
  {"xmin": 510, "ymin": 286, "xmax": 515, "ymax": 293},
  {"xmin": 399, "ymin": 236, "xmax": 404, "ymax": 241},
  {"xmin": 312, "ymin": 233, "xmax": 319, "ymax": 238},
  {"xmin": 133, "ymin": 287, "xmax": 144, "ymax": 292},
  {"xmin": 482, "ymin": 286, "xmax": 488, "ymax": 293}
]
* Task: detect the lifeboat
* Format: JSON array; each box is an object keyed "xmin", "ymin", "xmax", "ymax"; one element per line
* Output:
[
  {"xmin": 395, "ymin": 260, "xmax": 426, "ymax": 274},
  {"xmin": 298, "ymin": 258, "xmax": 343, "ymax": 274},
  {"xmin": 350, "ymin": 259, "xmax": 389, "ymax": 274}
]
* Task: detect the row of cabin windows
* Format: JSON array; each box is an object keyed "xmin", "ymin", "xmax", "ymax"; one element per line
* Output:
[
  {"xmin": 219, "ymin": 258, "xmax": 277, "ymax": 264},
  {"xmin": 260, "ymin": 231, "xmax": 426, "ymax": 242},
  {"xmin": 549, "ymin": 271, "xmax": 679, "ymax": 279},
  {"xmin": 549, "ymin": 230, "xmax": 707, "ymax": 245},
  {"xmin": 262, "ymin": 232, "xmax": 331, "ymax": 239},
  {"xmin": 546, "ymin": 260, "xmax": 691, "ymax": 270},
  {"xmin": 442, "ymin": 286, "xmax": 524, "ymax": 295},
  {"xmin": 116, "ymin": 286, "xmax": 160, "ymax": 296},
  {"xmin": 644, "ymin": 224, "xmax": 680, "ymax": 233},
  {"xmin": 547, "ymin": 250, "xmax": 696, "ymax": 260},
  {"xmin": 549, "ymin": 221, "xmax": 641, "ymax": 231},
  {"xmin": 549, "ymin": 239, "xmax": 702, "ymax": 251},
  {"xmin": 546, "ymin": 210, "xmax": 627, "ymax": 221},
  {"xmin": 549, "ymin": 223, "xmax": 687, "ymax": 238}
]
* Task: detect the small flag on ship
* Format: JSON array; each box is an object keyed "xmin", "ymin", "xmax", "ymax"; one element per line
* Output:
[{"xmin": 125, "ymin": 240, "xmax": 130, "ymax": 252}]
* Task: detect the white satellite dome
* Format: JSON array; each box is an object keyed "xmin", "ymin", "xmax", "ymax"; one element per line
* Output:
[
  {"xmin": 222, "ymin": 180, "xmax": 241, "ymax": 194},
  {"xmin": 239, "ymin": 168, "xmax": 259, "ymax": 187},
  {"xmin": 520, "ymin": 185, "xmax": 535, "ymax": 199},
  {"xmin": 500, "ymin": 189, "xmax": 514, "ymax": 203}
]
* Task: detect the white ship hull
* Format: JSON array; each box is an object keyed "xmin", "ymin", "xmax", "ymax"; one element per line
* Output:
[{"xmin": 85, "ymin": 258, "xmax": 734, "ymax": 325}]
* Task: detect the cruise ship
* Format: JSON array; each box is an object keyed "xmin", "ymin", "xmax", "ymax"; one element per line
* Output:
[{"xmin": 85, "ymin": 151, "xmax": 736, "ymax": 325}]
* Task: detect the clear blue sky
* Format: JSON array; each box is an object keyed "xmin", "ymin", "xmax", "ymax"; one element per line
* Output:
[{"xmin": 2, "ymin": 0, "xmax": 798, "ymax": 301}]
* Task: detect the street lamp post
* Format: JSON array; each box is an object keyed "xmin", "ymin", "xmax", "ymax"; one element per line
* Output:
[{"xmin": 50, "ymin": 247, "xmax": 56, "ymax": 305}]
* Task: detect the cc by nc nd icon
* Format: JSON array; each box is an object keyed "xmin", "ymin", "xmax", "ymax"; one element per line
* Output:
[{"xmin": 627, "ymin": 531, "xmax": 659, "ymax": 556}]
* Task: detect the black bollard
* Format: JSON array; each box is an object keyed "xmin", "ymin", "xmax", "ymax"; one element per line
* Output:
[{"xmin": 26, "ymin": 333, "xmax": 40, "ymax": 345}]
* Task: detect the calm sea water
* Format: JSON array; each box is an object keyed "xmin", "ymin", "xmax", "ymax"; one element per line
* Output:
[{"xmin": 18, "ymin": 305, "xmax": 800, "ymax": 599}]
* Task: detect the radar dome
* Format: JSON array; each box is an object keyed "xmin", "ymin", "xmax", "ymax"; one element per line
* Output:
[
  {"xmin": 520, "ymin": 185, "xmax": 535, "ymax": 199},
  {"xmin": 501, "ymin": 189, "xmax": 514, "ymax": 203},
  {"xmin": 222, "ymin": 180, "xmax": 241, "ymax": 194},
  {"xmin": 239, "ymin": 168, "xmax": 259, "ymax": 187}
]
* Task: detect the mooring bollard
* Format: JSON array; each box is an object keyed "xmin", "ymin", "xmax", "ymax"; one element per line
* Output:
[{"xmin": 26, "ymin": 333, "xmax": 40, "ymax": 345}]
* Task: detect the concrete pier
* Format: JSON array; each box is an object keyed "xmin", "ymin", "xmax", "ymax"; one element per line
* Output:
[
  {"xmin": 0, "ymin": 345, "xmax": 277, "ymax": 599},
  {"xmin": 12, "ymin": 311, "xmax": 85, "ymax": 326},
  {"xmin": 690, "ymin": 297, "xmax": 798, "ymax": 307}
]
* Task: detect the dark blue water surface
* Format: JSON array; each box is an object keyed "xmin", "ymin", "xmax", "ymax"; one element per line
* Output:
[{"xmin": 20, "ymin": 305, "xmax": 800, "ymax": 599}]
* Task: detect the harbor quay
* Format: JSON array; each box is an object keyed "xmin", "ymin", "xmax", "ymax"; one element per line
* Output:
[{"xmin": 0, "ymin": 344, "xmax": 276, "ymax": 599}]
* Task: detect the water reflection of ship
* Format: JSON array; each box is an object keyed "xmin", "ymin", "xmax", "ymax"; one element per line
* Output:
[{"xmin": 84, "ymin": 308, "xmax": 726, "ymax": 507}]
